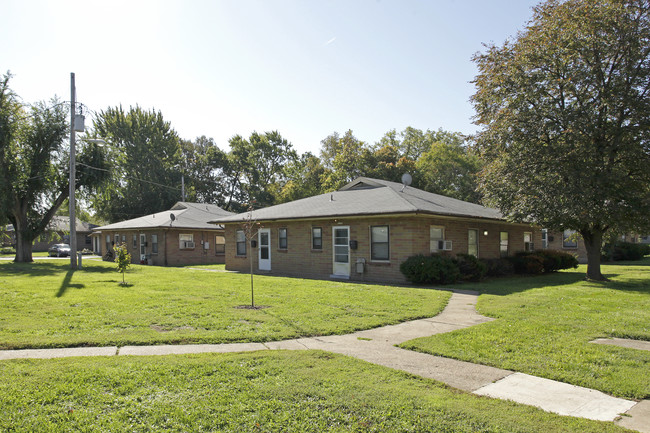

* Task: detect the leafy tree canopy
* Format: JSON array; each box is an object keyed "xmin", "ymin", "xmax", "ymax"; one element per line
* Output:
[
  {"xmin": 0, "ymin": 73, "xmax": 109, "ymax": 262},
  {"xmin": 91, "ymin": 106, "xmax": 183, "ymax": 222},
  {"xmin": 472, "ymin": 0, "xmax": 650, "ymax": 280}
]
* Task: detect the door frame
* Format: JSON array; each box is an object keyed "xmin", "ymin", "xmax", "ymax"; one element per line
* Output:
[
  {"xmin": 258, "ymin": 228, "xmax": 271, "ymax": 271},
  {"xmin": 332, "ymin": 225, "xmax": 350, "ymax": 278}
]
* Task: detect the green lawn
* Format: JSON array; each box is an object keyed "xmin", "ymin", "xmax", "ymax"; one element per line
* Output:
[
  {"xmin": 0, "ymin": 351, "xmax": 628, "ymax": 433},
  {"xmin": 0, "ymin": 260, "xmax": 449, "ymax": 350},
  {"xmin": 400, "ymin": 258, "xmax": 650, "ymax": 400}
]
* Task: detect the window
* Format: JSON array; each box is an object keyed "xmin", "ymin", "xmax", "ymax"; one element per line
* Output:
[
  {"xmin": 121, "ymin": 235, "xmax": 126, "ymax": 243},
  {"xmin": 114, "ymin": 234, "xmax": 119, "ymax": 247},
  {"xmin": 541, "ymin": 229, "xmax": 548, "ymax": 249},
  {"xmin": 278, "ymin": 228, "xmax": 288, "ymax": 250},
  {"xmin": 106, "ymin": 235, "xmax": 111, "ymax": 251},
  {"xmin": 179, "ymin": 234, "xmax": 194, "ymax": 249},
  {"xmin": 563, "ymin": 230, "xmax": 578, "ymax": 248},
  {"xmin": 500, "ymin": 232, "xmax": 509, "ymax": 257},
  {"xmin": 524, "ymin": 232, "xmax": 534, "ymax": 251},
  {"xmin": 371, "ymin": 225, "xmax": 389, "ymax": 261},
  {"xmin": 236, "ymin": 230, "xmax": 246, "ymax": 256},
  {"xmin": 151, "ymin": 234, "xmax": 158, "ymax": 254},
  {"xmin": 140, "ymin": 233, "xmax": 146, "ymax": 256},
  {"xmin": 133, "ymin": 234, "xmax": 137, "ymax": 249},
  {"xmin": 430, "ymin": 226, "xmax": 445, "ymax": 252},
  {"xmin": 468, "ymin": 229, "xmax": 478, "ymax": 257},
  {"xmin": 312, "ymin": 227, "xmax": 322, "ymax": 250},
  {"xmin": 215, "ymin": 235, "xmax": 225, "ymax": 255}
]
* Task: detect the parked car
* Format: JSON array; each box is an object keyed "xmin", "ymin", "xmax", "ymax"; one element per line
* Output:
[{"xmin": 48, "ymin": 243, "xmax": 71, "ymax": 257}]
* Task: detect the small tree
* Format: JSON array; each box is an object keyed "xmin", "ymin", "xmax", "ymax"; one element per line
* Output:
[
  {"xmin": 114, "ymin": 242, "xmax": 131, "ymax": 285},
  {"xmin": 240, "ymin": 204, "xmax": 262, "ymax": 308}
]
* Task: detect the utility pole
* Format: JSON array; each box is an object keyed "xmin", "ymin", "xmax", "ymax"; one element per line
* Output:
[{"xmin": 69, "ymin": 72, "xmax": 77, "ymax": 269}]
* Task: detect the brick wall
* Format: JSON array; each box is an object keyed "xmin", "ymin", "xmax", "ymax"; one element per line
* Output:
[
  {"xmin": 224, "ymin": 216, "xmax": 542, "ymax": 284},
  {"xmin": 96, "ymin": 228, "xmax": 226, "ymax": 266}
]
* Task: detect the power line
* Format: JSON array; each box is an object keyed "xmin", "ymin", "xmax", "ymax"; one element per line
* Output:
[{"xmin": 76, "ymin": 162, "xmax": 181, "ymax": 192}]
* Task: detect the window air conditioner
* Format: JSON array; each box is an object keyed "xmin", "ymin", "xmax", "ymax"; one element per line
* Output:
[
  {"xmin": 183, "ymin": 241, "xmax": 195, "ymax": 249},
  {"xmin": 431, "ymin": 240, "xmax": 453, "ymax": 251},
  {"xmin": 525, "ymin": 242, "xmax": 534, "ymax": 252}
]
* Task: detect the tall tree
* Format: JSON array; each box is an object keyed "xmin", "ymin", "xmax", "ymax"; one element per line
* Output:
[
  {"xmin": 275, "ymin": 152, "xmax": 327, "ymax": 203},
  {"xmin": 226, "ymin": 131, "xmax": 297, "ymax": 209},
  {"xmin": 472, "ymin": 0, "xmax": 650, "ymax": 280},
  {"xmin": 179, "ymin": 136, "xmax": 230, "ymax": 207},
  {"xmin": 416, "ymin": 138, "xmax": 483, "ymax": 203},
  {"xmin": 91, "ymin": 106, "xmax": 183, "ymax": 222},
  {"xmin": 320, "ymin": 130, "xmax": 373, "ymax": 191},
  {"xmin": 0, "ymin": 73, "xmax": 108, "ymax": 262}
]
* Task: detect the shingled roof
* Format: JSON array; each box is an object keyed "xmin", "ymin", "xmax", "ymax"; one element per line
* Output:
[
  {"xmin": 208, "ymin": 177, "xmax": 503, "ymax": 224},
  {"xmin": 94, "ymin": 202, "xmax": 234, "ymax": 231}
]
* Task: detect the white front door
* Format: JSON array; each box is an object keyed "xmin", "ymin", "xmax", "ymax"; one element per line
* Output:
[
  {"xmin": 332, "ymin": 226, "xmax": 350, "ymax": 278},
  {"xmin": 258, "ymin": 229, "xmax": 271, "ymax": 271}
]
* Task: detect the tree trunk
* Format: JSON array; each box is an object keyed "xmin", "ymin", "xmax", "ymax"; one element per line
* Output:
[
  {"xmin": 582, "ymin": 229, "xmax": 606, "ymax": 281},
  {"xmin": 13, "ymin": 213, "xmax": 33, "ymax": 263}
]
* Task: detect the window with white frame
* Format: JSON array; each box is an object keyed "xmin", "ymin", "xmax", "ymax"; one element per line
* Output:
[
  {"xmin": 562, "ymin": 230, "xmax": 578, "ymax": 248},
  {"xmin": 430, "ymin": 226, "xmax": 445, "ymax": 252},
  {"xmin": 500, "ymin": 232, "xmax": 509, "ymax": 257},
  {"xmin": 236, "ymin": 230, "xmax": 246, "ymax": 256},
  {"xmin": 312, "ymin": 227, "xmax": 322, "ymax": 250},
  {"xmin": 179, "ymin": 233, "xmax": 194, "ymax": 249},
  {"xmin": 541, "ymin": 229, "xmax": 548, "ymax": 249},
  {"xmin": 278, "ymin": 228, "xmax": 288, "ymax": 250},
  {"xmin": 215, "ymin": 235, "xmax": 225, "ymax": 255},
  {"xmin": 371, "ymin": 225, "xmax": 389, "ymax": 261},
  {"xmin": 524, "ymin": 232, "xmax": 534, "ymax": 251},
  {"xmin": 140, "ymin": 233, "xmax": 146, "ymax": 255},
  {"xmin": 468, "ymin": 229, "xmax": 479, "ymax": 257},
  {"xmin": 106, "ymin": 235, "xmax": 111, "ymax": 251},
  {"xmin": 114, "ymin": 234, "xmax": 119, "ymax": 247},
  {"xmin": 151, "ymin": 234, "xmax": 158, "ymax": 254},
  {"xmin": 133, "ymin": 234, "xmax": 137, "ymax": 249}
]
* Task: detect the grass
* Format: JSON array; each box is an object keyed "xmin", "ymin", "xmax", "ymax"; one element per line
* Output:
[
  {"xmin": 0, "ymin": 350, "xmax": 629, "ymax": 433},
  {"xmin": 400, "ymin": 258, "xmax": 650, "ymax": 400},
  {"xmin": 0, "ymin": 251, "xmax": 49, "ymax": 258},
  {"xmin": 0, "ymin": 259, "xmax": 449, "ymax": 350}
]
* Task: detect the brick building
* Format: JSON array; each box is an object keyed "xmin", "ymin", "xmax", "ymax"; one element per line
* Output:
[
  {"xmin": 209, "ymin": 177, "xmax": 543, "ymax": 284},
  {"xmin": 93, "ymin": 202, "xmax": 233, "ymax": 266}
]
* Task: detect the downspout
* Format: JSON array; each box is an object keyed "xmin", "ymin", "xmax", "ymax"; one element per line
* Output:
[{"xmin": 164, "ymin": 229, "xmax": 168, "ymax": 267}]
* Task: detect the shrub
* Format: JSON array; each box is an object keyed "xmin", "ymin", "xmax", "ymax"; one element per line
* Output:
[
  {"xmin": 535, "ymin": 249, "xmax": 579, "ymax": 272},
  {"xmin": 0, "ymin": 247, "xmax": 15, "ymax": 255},
  {"xmin": 481, "ymin": 258, "xmax": 515, "ymax": 277},
  {"xmin": 400, "ymin": 254, "xmax": 460, "ymax": 285},
  {"xmin": 603, "ymin": 241, "xmax": 650, "ymax": 261},
  {"xmin": 454, "ymin": 253, "xmax": 487, "ymax": 281},
  {"xmin": 508, "ymin": 250, "xmax": 578, "ymax": 274}
]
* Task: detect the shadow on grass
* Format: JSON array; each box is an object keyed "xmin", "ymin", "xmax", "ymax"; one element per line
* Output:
[
  {"xmin": 56, "ymin": 269, "xmax": 85, "ymax": 297},
  {"xmin": 456, "ymin": 271, "xmax": 587, "ymax": 297}
]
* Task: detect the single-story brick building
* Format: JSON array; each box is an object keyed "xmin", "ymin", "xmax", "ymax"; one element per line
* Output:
[
  {"xmin": 93, "ymin": 202, "xmax": 233, "ymax": 266},
  {"xmin": 208, "ymin": 177, "xmax": 543, "ymax": 283}
]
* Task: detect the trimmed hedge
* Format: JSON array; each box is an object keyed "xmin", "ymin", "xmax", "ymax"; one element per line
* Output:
[
  {"xmin": 481, "ymin": 258, "xmax": 515, "ymax": 277},
  {"xmin": 400, "ymin": 254, "xmax": 460, "ymax": 285},
  {"xmin": 508, "ymin": 250, "xmax": 578, "ymax": 274},
  {"xmin": 400, "ymin": 249, "xmax": 579, "ymax": 284},
  {"xmin": 603, "ymin": 241, "xmax": 650, "ymax": 261},
  {"xmin": 454, "ymin": 253, "xmax": 487, "ymax": 281}
]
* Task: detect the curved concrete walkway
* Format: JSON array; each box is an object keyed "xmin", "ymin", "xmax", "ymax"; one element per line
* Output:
[{"xmin": 1, "ymin": 289, "xmax": 647, "ymax": 432}]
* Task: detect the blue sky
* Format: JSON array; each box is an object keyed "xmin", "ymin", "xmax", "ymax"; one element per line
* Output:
[{"xmin": 2, "ymin": 0, "xmax": 540, "ymax": 154}]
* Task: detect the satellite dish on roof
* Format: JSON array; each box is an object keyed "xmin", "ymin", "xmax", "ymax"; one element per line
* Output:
[
  {"xmin": 401, "ymin": 173, "xmax": 412, "ymax": 192},
  {"xmin": 170, "ymin": 213, "xmax": 176, "ymax": 226}
]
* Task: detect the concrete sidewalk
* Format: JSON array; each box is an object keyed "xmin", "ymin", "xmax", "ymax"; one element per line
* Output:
[{"xmin": 1, "ymin": 289, "xmax": 647, "ymax": 432}]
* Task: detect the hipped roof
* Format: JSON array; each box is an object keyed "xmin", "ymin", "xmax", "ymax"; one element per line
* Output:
[
  {"xmin": 94, "ymin": 202, "xmax": 233, "ymax": 231},
  {"xmin": 208, "ymin": 177, "xmax": 504, "ymax": 224}
]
